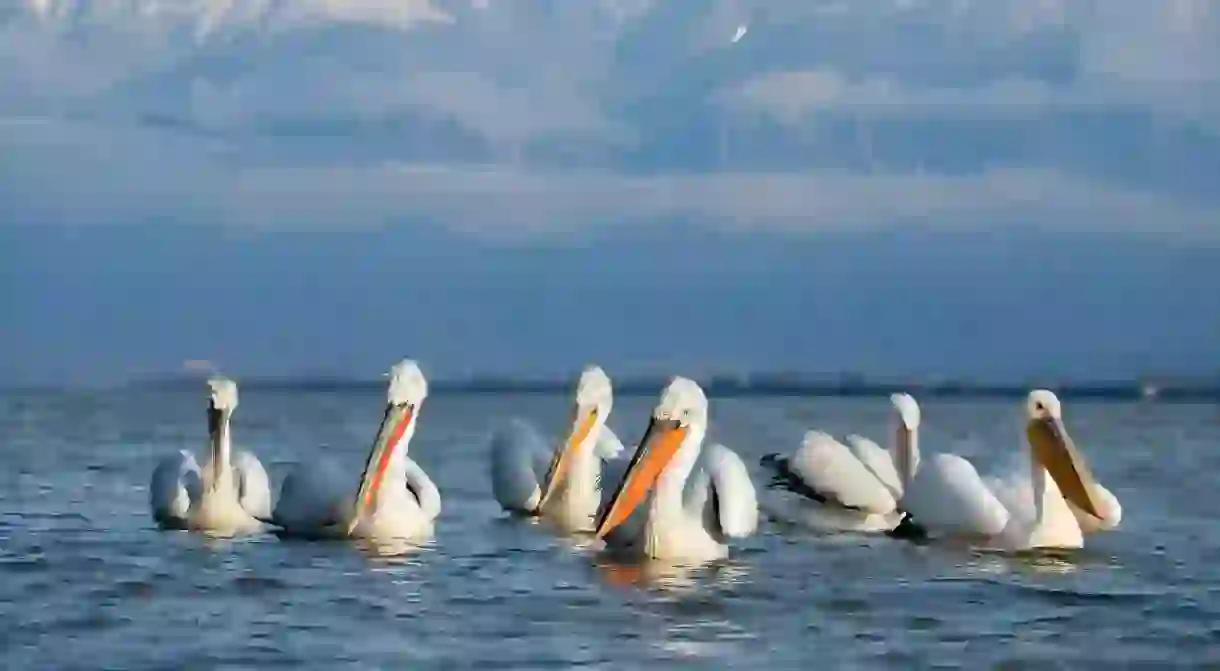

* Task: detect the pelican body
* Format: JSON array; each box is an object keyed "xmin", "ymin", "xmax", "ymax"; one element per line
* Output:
[
  {"xmin": 594, "ymin": 377, "xmax": 758, "ymax": 563},
  {"xmin": 760, "ymin": 393, "xmax": 922, "ymax": 535},
  {"xmin": 900, "ymin": 390, "xmax": 1121, "ymax": 550},
  {"xmin": 149, "ymin": 377, "xmax": 271, "ymax": 535},
  {"xmin": 271, "ymin": 359, "xmax": 441, "ymax": 543},
  {"xmin": 490, "ymin": 365, "xmax": 624, "ymax": 533}
]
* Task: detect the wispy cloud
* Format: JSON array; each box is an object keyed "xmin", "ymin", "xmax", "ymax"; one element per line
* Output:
[
  {"xmin": 3, "ymin": 116, "xmax": 1215, "ymax": 240},
  {"xmin": 2, "ymin": 0, "xmax": 1218, "ymax": 236}
]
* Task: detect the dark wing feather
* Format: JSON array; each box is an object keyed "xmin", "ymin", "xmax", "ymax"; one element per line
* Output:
[{"xmin": 759, "ymin": 452, "xmax": 865, "ymax": 512}]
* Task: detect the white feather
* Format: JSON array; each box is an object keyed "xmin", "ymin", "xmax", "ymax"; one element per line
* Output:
[
  {"xmin": 489, "ymin": 418, "xmax": 550, "ymax": 513},
  {"xmin": 231, "ymin": 450, "xmax": 273, "ymax": 520},
  {"xmin": 149, "ymin": 449, "xmax": 201, "ymax": 527},
  {"xmin": 844, "ymin": 434, "xmax": 903, "ymax": 499},
  {"xmin": 403, "ymin": 457, "xmax": 442, "ymax": 521},
  {"xmin": 902, "ymin": 453, "xmax": 1010, "ymax": 537},
  {"xmin": 594, "ymin": 425, "xmax": 625, "ymax": 460},
  {"xmin": 790, "ymin": 431, "xmax": 898, "ymax": 515},
  {"xmin": 701, "ymin": 442, "xmax": 758, "ymax": 538}
]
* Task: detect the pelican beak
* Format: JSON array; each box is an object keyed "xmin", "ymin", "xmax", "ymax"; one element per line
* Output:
[
  {"xmin": 536, "ymin": 404, "xmax": 599, "ymax": 513},
  {"xmin": 1027, "ymin": 415, "xmax": 1103, "ymax": 519},
  {"xmin": 206, "ymin": 399, "xmax": 227, "ymax": 485},
  {"xmin": 594, "ymin": 417, "xmax": 686, "ymax": 539},
  {"xmin": 349, "ymin": 402, "xmax": 415, "ymax": 534},
  {"xmin": 894, "ymin": 422, "xmax": 914, "ymax": 485}
]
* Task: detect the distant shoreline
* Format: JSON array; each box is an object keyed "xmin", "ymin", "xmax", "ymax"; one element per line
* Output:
[{"xmin": 22, "ymin": 373, "xmax": 1216, "ymax": 401}]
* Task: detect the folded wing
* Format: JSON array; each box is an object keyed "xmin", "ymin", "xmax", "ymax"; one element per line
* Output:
[{"xmin": 784, "ymin": 431, "xmax": 898, "ymax": 515}]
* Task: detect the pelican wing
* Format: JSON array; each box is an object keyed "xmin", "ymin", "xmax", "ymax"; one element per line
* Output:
[
  {"xmin": 786, "ymin": 431, "xmax": 897, "ymax": 515},
  {"xmin": 403, "ymin": 457, "xmax": 442, "ymax": 521},
  {"xmin": 844, "ymin": 434, "xmax": 903, "ymax": 499},
  {"xmin": 149, "ymin": 450, "xmax": 202, "ymax": 529},
  {"xmin": 231, "ymin": 450, "xmax": 273, "ymax": 520},
  {"xmin": 902, "ymin": 453, "xmax": 1010, "ymax": 537},
  {"xmin": 489, "ymin": 418, "xmax": 551, "ymax": 514},
  {"xmin": 594, "ymin": 425, "xmax": 625, "ymax": 460},
  {"xmin": 271, "ymin": 458, "xmax": 350, "ymax": 532},
  {"xmin": 690, "ymin": 442, "xmax": 758, "ymax": 538}
]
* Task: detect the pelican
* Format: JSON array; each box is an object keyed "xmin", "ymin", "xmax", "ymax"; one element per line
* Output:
[
  {"xmin": 900, "ymin": 390, "xmax": 1120, "ymax": 550},
  {"xmin": 490, "ymin": 365, "xmax": 624, "ymax": 533},
  {"xmin": 594, "ymin": 377, "xmax": 758, "ymax": 562},
  {"xmin": 758, "ymin": 393, "xmax": 922, "ymax": 536},
  {"xmin": 149, "ymin": 377, "xmax": 271, "ymax": 535},
  {"xmin": 270, "ymin": 359, "xmax": 441, "ymax": 543}
]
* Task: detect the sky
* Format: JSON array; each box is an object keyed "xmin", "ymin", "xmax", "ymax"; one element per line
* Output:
[{"xmin": 2, "ymin": 0, "xmax": 1220, "ymax": 386}]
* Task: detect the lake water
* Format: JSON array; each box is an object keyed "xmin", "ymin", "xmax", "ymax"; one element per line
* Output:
[{"xmin": 2, "ymin": 389, "xmax": 1218, "ymax": 669}]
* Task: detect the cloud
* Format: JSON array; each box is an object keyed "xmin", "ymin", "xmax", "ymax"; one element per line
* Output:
[
  {"xmin": 718, "ymin": 2, "xmax": 1220, "ymax": 128},
  {"xmin": 1, "ymin": 0, "xmax": 1219, "ymax": 237},
  {"xmin": 723, "ymin": 71, "xmax": 1078, "ymax": 123},
  {"xmin": 2, "ymin": 117, "xmax": 1215, "ymax": 241}
]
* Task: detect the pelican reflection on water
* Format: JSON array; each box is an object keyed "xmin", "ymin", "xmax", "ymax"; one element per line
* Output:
[{"xmin": 592, "ymin": 554, "xmax": 754, "ymax": 593}]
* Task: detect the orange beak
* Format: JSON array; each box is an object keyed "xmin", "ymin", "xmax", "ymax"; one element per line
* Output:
[
  {"xmin": 594, "ymin": 417, "xmax": 686, "ymax": 539},
  {"xmin": 1027, "ymin": 415, "xmax": 1104, "ymax": 520},
  {"xmin": 535, "ymin": 405, "xmax": 599, "ymax": 513},
  {"xmin": 349, "ymin": 402, "xmax": 415, "ymax": 534}
]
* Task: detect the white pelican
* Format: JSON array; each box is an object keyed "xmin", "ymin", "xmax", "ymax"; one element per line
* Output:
[
  {"xmin": 593, "ymin": 377, "xmax": 758, "ymax": 562},
  {"xmin": 490, "ymin": 365, "xmax": 624, "ymax": 533},
  {"xmin": 149, "ymin": 377, "xmax": 272, "ymax": 534},
  {"xmin": 270, "ymin": 359, "xmax": 441, "ymax": 543},
  {"xmin": 900, "ymin": 390, "xmax": 1120, "ymax": 550},
  {"xmin": 758, "ymin": 393, "xmax": 923, "ymax": 536}
]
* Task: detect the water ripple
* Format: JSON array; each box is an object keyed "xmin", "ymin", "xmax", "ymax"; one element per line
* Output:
[{"xmin": 2, "ymin": 392, "xmax": 1218, "ymax": 668}]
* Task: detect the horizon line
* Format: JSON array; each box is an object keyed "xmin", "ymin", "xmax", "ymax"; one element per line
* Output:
[{"xmin": 7, "ymin": 370, "xmax": 1220, "ymax": 401}]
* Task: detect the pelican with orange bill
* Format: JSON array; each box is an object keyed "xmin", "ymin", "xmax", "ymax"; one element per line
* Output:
[
  {"xmin": 490, "ymin": 365, "xmax": 625, "ymax": 533},
  {"xmin": 898, "ymin": 390, "xmax": 1121, "ymax": 550},
  {"xmin": 269, "ymin": 359, "xmax": 441, "ymax": 542},
  {"xmin": 593, "ymin": 377, "xmax": 758, "ymax": 562}
]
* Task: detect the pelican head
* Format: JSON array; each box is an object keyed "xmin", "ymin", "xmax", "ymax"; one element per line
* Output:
[
  {"xmin": 208, "ymin": 377, "xmax": 239, "ymax": 412},
  {"xmin": 387, "ymin": 359, "xmax": 429, "ymax": 407},
  {"xmin": 536, "ymin": 365, "xmax": 614, "ymax": 511},
  {"xmin": 890, "ymin": 392, "xmax": 920, "ymax": 485},
  {"xmin": 575, "ymin": 365, "xmax": 613, "ymax": 415},
  {"xmin": 1024, "ymin": 389, "xmax": 1104, "ymax": 519},
  {"xmin": 594, "ymin": 376, "xmax": 707, "ymax": 539},
  {"xmin": 206, "ymin": 376, "xmax": 239, "ymax": 441},
  {"xmin": 350, "ymin": 359, "xmax": 429, "ymax": 531},
  {"xmin": 203, "ymin": 376, "xmax": 240, "ymax": 486},
  {"xmin": 890, "ymin": 393, "xmax": 920, "ymax": 430}
]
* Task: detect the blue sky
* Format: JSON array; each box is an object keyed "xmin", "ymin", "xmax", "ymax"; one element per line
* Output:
[{"xmin": 2, "ymin": 1, "xmax": 1219, "ymax": 386}]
